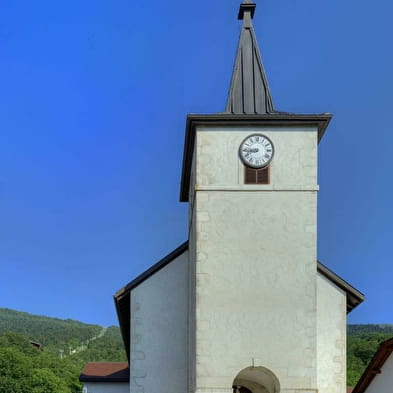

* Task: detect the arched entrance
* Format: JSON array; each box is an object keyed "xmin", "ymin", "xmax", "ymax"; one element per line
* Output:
[{"xmin": 232, "ymin": 366, "xmax": 280, "ymax": 393}]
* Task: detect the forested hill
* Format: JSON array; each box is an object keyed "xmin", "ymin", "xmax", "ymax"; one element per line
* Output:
[
  {"xmin": 0, "ymin": 307, "xmax": 102, "ymax": 350},
  {"xmin": 348, "ymin": 324, "xmax": 393, "ymax": 335},
  {"xmin": 347, "ymin": 323, "xmax": 393, "ymax": 387},
  {"xmin": 0, "ymin": 308, "xmax": 126, "ymax": 393}
]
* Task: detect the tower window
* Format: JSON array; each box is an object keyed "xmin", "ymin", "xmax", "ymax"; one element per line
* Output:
[{"xmin": 244, "ymin": 166, "xmax": 269, "ymax": 184}]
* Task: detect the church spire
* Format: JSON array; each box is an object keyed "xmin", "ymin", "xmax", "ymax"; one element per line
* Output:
[{"xmin": 226, "ymin": 1, "xmax": 275, "ymax": 114}]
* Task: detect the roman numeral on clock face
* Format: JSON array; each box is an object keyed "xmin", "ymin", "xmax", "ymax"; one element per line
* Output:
[{"xmin": 239, "ymin": 134, "xmax": 274, "ymax": 169}]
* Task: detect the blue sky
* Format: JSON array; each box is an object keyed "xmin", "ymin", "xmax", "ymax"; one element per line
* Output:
[{"xmin": 0, "ymin": 0, "xmax": 392, "ymax": 327}]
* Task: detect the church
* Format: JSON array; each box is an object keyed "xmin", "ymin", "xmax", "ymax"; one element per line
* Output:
[{"xmin": 80, "ymin": 1, "xmax": 365, "ymax": 392}]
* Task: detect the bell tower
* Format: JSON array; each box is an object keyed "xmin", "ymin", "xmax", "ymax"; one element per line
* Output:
[
  {"xmin": 114, "ymin": 2, "xmax": 362, "ymax": 393},
  {"xmin": 180, "ymin": 1, "xmax": 331, "ymax": 393}
]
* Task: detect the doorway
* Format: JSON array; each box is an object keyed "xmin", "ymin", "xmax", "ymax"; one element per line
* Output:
[{"xmin": 232, "ymin": 366, "xmax": 280, "ymax": 393}]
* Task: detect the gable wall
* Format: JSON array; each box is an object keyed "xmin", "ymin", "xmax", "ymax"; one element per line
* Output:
[
  {"xmin": 129, "ymin": 250, "xmax": 188, "ymax": 393},
  {"xmin": 365, "ymin": 353, "xmax": 393, "ymax": 393},
  {"xmin": 316, "ymin": 273, "xmax": 347, "ymax": 393}
]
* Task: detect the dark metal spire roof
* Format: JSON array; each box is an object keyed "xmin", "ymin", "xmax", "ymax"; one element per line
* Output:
[{"xmin": 226, "ymin": 1, "xmax": 275, "ymax": 114}]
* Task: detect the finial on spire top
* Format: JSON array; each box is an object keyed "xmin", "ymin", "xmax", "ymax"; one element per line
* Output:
[
  {"xmin": 238, "ymin": 0, "xmax": 256, "ymax": 20},
  {"xmin": 226, "ymin": 0, "xmax": 275, "ymax": 114}
]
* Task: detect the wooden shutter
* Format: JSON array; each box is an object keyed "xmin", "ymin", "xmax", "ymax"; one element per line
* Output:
[{"xmin": 244, "ymin": 166, "xmax": 269, "ymax": 184}]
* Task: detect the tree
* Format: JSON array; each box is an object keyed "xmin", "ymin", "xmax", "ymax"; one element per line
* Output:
[{"xmin": 30, "ymin": 368, "xmax": 69, "ymax": 393}]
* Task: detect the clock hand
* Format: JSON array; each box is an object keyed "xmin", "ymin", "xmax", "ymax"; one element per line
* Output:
[{"xmin": 243, "ymin": 148, "xmax": 259, "ymax": 153}]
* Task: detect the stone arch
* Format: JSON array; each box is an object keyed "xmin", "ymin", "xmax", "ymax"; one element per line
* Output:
[{"xmin": 232, "ymin": 366, "xmax": 280, "ymax": 393}]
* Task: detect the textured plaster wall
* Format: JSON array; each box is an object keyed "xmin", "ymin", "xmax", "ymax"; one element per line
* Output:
[
  {"xmin": 316, "ymin": 274, "xmax": 347, "ymax": 393},
  {"xmin": 130, "ymin": 251, "xmax": 188, "ymax": 393},
  {"xmin": 83, "ymin": 382, "xmax": 129, "ymax": 393},
  {"xmin": 190, "ymin": 126, "xmax": 319, "ymax": 393},
  {"xmin": 189, "ymin": 199, "xmax": 197, "ymax": 391},
  {"xmin": 195, "ymin": 126, "xmax": 318, "ymax": 190},
  {"xmin": 188, "ymin": 147, "xmax": 197, "ymax": 392},
  {"xmin": 365, "ymin": 353, "xmax": 393, "ymax": 393}
]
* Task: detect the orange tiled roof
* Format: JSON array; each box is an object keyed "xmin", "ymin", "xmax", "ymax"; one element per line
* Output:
[{"xmin": 79, "ymin": 362, "xmax": 129, "ymax": 382}]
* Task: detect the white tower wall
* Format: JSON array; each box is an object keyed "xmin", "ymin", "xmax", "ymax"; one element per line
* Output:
[{"xmin": 189, "ymin": 126, "xmax": 319, "ymax": 393}]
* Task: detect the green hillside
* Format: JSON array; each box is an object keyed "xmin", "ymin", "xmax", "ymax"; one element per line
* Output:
[
  {"xmin": 0, "ymin": 308, "xmax": 103, "ymax": 350},
  {"xmin": 347, "ymin": 324, "xmax": 393, "ymax": 387},
  {"xmin": 348, "ymin": 324, "xmax": 393, "ymax": 335},
  {"xmin": 0, "ymin": 308, "xmax": 126, "ymax": 392},
  {"xmin": 75, "ymin": 325, "xmax": 127, "ymax": 362}
]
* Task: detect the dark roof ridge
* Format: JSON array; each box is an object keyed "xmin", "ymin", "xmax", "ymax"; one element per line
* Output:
[
  {"xmin": 317, "ymin": 261, "xmax": 365, "ymax": 313},
  {"xmin": 114, "ymin": 241, "xmax": 188, "ymax": 300},
  {"xmin": 114, "ymin": 241, "xmax": 188, "ymax": 362}
]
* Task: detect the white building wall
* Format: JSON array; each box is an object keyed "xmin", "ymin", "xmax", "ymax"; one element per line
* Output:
[
  {"xmin": 83, "ymin": 382, "xmax": 129, "ymax": 393},
  {"xmin": 188, "ymin": 149, "xmax": 197, "ymax": 393},
  {"xmin": 130, "ymin": 251, "xmax": 188, "ymax": 393},
  {"xmin": 365, "ymin": 353, "xmax": 393, "ymax": 393},
  {"xmin": 316, "ymin": 274, "xmax": 347, "ymax": 393},
  {"xmin": 191, "ymin": 126, "xmax": 319, "ymax": 393},
  {"xmin": 195, "ymin": 126, "xmax": 318, "ymax": 189}
]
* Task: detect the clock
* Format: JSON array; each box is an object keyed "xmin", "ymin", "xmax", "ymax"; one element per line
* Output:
[{"xmin": 239, "ymin": 134, "xmax": 274, "ymax": 168}]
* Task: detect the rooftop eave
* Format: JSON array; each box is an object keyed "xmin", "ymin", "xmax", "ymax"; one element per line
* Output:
[
  {"xmin": 179, "ymin": 112, "xmax": 332, "ymax": 202},
  {"xmin": 113, "ymin": 242, "xmax": 188, "ymax": 363},
  {"xmin": 317, "ymin": 261, "xmax": 365, "ymax": 313},
  {"xmin": 79, "ymin": 376, "xmax": 129, "ymax": 383}
]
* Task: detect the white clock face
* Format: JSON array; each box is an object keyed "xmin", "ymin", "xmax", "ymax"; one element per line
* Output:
[{"xmin": 239, "ymin": 134, "xmax": 274, "ymax": 168}]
